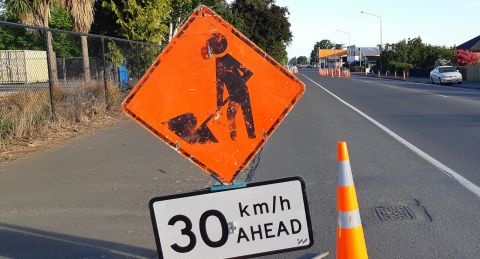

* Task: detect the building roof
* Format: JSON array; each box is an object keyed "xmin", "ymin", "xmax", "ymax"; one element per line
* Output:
[
  {"xmin": 358, "ymin": 47, "xmax": 380, "ymax": 56},
  {"xmin": 318, "ymin": 49, "xmax": 347, "ymax": 58},
  {"xmin": 457, "ymin": 35, "xmax": 480, "ymax": 51}
]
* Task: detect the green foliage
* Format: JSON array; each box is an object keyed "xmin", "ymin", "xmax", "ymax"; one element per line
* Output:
[
  {"xmin": 350, "ymin": 66, "xmax": 365, "ymax": 72},
  {"xmin": 0, "ymin": 26, "xmax": 43, "ymax": 50},
  {"xmin": 288, "ymin": 56, "xmax": 296, "ymax": 65},
  {"xmin": 0, "ymin": 4, "xmax": 81, "ymax": 58},
  {"xmin": 296, "ymin": 56, "xmax": 308, "ymax": 65},
  {"xmin": 381, "ymin": 37, "xmax": 455, "ymax": 71},
  {"xmin": 230, "ymin": 0, "xmax": 292, "ymax": 64},
  {"xmin": 49, "ymin": 5, "xmax": 73, "ymax": 30},
  {"xmin": 105, "ymin": 41, "xmax": 124, "ymax": 67},
  {"xmin": 49, "ymin": 5, "xmax": 81, "ymax": 58},
  {"xmin": 309, "ymin": 39, "xmax": 335, "ymax": 64},
  {"xmin": 94, "ymin": 0, "xmax": 292, "ymax": 64},
  {"xmin": 169, "ymin": 0, "xmax": 193, "ymax": 37},
  {"xmin": 102, "ymin": 0, "xmax": 171, "ymax": 44},
  {"xmin": 386, "ymin": 61, "xmax": 413, "ymax": 73}
]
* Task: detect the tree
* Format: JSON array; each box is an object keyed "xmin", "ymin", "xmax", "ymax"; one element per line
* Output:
[
  {"xmin": 49, "ymin": 5, "xmax": 81, "ymax": 58},
  {"xmin": 334, "ymin": 43, "xmax": 343, "ymax": 50},
  {"xmin": 230, "ymin": 0, "xmax": 292, "ymax": 65},
  {"xmin": 296, "ymin": 56, "xmax": 307, "ymax": 65},
  {"xmin": 169, "ymin": 0, "xmax": 193, "ymax": 41},
  {"xmin": 288, "ymin": 56, "xmax": 296, "ymax": 66},
  {"xmin": 6, "ymin": 0, "xmax": 60, "ymax": 85},
  {"xmin": 380, "ymin": 37, "xmax": 456, "ymax": 71},
  {"xmin": 64, "ymin": 0, "xmax": 95, "ymax": 83},
  {"xmin": 318, "ymin": 39, "xmax": 334, "ymax": 49},
  {"xmin": 309, "ymin": 39, "xmax": 335, "ymax": 65},
  {"xmin": 102, "ymin": 0, "xmax": 171, "ymax": 44}
]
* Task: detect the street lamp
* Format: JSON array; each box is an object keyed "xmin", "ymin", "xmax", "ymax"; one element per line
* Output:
[
  {"xmin": 336, "ymin": 29, "xmax": 351, "ymax": 46},
  {"xmin": 336, "ymin": 29, "xmax": 351, "ymax": 64},
  {"xmin": 361, "ymin": 10, "xmax": 383, "ymax": 72}
]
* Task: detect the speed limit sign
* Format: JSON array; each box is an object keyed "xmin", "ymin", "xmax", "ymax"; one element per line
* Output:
[{"xmin": 149, "ymin": 177, "xmax": 313, "ymax": 258}]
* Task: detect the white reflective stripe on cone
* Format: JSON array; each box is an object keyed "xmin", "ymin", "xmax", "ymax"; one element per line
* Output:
[
  {"xmin": 338, "ymin": 210, "xmax": 362, "ymax": 229},
  {"xmin": 339, "ymin": 161, "xmax": 354, "ymax": 187}
]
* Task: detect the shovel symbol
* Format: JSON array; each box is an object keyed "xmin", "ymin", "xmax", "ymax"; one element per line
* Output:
[{"xmin": 163, "ymin": 98, "xmax": 231, "ymax": 144}]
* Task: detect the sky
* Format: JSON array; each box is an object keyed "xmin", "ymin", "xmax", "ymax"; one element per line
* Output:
[{"xmin": 273, "ymin": 0, "xmax": 480, "ymax": 59}]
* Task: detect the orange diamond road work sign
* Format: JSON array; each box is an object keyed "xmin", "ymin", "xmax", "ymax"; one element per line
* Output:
[{"xmin": 123, "ymin": 5, "xmax": 304, "ymax": 184}]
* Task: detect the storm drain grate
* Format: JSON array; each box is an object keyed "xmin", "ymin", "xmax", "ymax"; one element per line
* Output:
[{"xmin": 374, "ymin": 206, "xmax": 415, "ymax": 221}]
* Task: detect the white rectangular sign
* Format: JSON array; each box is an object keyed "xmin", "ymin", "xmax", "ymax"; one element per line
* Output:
[{"xmin": 149, "ymin": 177, "xmax": 313, "ymax": 258}]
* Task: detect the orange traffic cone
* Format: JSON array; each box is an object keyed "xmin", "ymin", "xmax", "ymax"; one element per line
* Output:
[
  {"xmin": 337, "ymin": 141, "xmax": 368, "ymax": 259},
  {"xmin": 402, "ymin": 71, "xmax": 406, "ymax": 81}
]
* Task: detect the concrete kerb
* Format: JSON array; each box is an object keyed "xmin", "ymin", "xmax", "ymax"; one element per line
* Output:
[{"xmin": 351, "ymin": 72, "xmax": 480, "ymax": 90}]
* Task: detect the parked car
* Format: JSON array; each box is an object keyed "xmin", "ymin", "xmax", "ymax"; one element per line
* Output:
[{"xmin": 430, "ymin": 66, "xmax": 462, "ymax": 85}]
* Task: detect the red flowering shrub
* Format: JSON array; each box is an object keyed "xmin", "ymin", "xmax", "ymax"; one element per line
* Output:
[{"xmin": 456, "ymin": 50, "xmax": 480, "ymax": 66}]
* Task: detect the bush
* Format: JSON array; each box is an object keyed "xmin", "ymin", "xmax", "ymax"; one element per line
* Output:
[
  {"xmin": 351, "ymin": 66, "xmax": 365, "ymax": 72},
  {"xmin": 387, "ymin": 61, "xmax": 413, "ymax": 73},
  {"xmin": 456, "ymin": 50, "xmax": 480, "ymax": 66}
]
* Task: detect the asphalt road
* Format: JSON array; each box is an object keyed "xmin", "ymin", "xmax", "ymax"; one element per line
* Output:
[{"xmin": 1, "ymin": 68, "xmax": 480, "ymax": 258}]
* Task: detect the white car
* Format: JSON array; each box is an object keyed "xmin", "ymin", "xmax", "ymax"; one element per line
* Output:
[{"xmin": 430, "ymin": 66, "xmax": 463, "ymax": 85}]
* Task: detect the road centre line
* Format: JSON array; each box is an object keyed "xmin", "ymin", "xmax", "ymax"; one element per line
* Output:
[
  {"xmin": 353, "ymin": 78, "xmax": 455, "ymax": 99},
  {"xmin": 430, "ymin": 93, "xmax": 448, "ymax": 98},
  {"xmin": 302, "ymin": 74, "xmax": 480, "ymax": 198}
]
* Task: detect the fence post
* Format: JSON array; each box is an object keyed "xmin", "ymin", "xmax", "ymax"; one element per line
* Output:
[
  {"xmin": 44, "ymin": 30, "xmax": 57, "ymax": 121},
  {"xmin": 136, "ymin": 43, "xmax": 140, "ymax": 81},
  {"xmin": 101, "ymin": 37, "xmax": 108, "ymax": 107}
]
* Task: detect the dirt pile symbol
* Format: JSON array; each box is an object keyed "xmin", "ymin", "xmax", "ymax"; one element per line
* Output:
[{"xmin": 164, "ymin": 33, "xmax": 256, "ymax": 144}]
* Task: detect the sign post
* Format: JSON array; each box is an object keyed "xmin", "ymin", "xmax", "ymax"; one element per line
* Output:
[{"xmin": 150, "ymin": 177, "xmax": 313, "ymax": 258}]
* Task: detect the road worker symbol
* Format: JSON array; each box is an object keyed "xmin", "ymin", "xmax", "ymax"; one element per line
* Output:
[
  {"xmin": 123, "ymin": 5, "xmax": 304, "ymax": 183},
  {"xmin": 164, "ymin": 32, "xmax": 256, "ymax": 144}
]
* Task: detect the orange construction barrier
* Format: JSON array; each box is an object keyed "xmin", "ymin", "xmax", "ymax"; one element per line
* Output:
[
  {"xmin": 337, "ymin": 141, "xmax": 368, "ymax": 259},
  {"xmin": 338, "ymin": 69, "xmax": 342, "ymax": 78}
]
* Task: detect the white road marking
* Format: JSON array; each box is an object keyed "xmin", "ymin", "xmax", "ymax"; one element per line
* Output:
[
  {"xmin": 302, "ymin": 74, "xmax": 480, "ymax": 198},
  {"xmin": 430, "ymin": 93, "xmax": 449, "ymax": 98}
]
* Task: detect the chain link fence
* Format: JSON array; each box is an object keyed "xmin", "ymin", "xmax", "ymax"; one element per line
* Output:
[{"xmin": 0, "ymin": 21, "xmax": 162, "ymax": 143}]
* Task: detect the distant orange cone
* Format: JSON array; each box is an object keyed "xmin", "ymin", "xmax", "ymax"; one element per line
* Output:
[
  {"xmin": 337, "ymin": 141, "xmax": 368, "ymax": 259},
  {"xmin": 402, "ymin": 71, "xmax": 406, "ymax": 81}
]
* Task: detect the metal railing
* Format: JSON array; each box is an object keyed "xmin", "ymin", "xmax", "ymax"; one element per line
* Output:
[{"xmin": 0, "ymin": 20, "xmax": 162, "ymax": 120}]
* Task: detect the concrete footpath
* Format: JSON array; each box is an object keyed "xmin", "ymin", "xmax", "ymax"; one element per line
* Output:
[{"xmin": 0, "ymin": 121, "xmax": 213, "ymax": 258}]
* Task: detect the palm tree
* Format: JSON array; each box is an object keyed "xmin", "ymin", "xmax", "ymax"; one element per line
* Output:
[
  {"xmin": 6, "ymin": 0, "xmax": 59, "ymax": 85},
  {"xmin": 64, "ymin": 0, "xmax": 95, "ymax": 83}
]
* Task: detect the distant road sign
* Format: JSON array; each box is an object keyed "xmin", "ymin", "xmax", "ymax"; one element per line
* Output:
[
  {"xmin": 150, "ymin": 177, "xmax": 313, "ymax": 258},
  {"xmin": 123, "ymin": 5, "xmax": 304, "ymax": 183}
]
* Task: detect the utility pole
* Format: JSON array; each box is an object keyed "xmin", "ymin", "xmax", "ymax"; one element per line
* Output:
[{"xmin": 361, "ymin": 11, "xmax": 383, "ymax": 72}]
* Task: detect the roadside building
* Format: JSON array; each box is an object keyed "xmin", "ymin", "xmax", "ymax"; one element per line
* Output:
[
  {"xmin": 457, "ymin": 35, "xmax": 480, "ymax": 52},
  {"xmin": 317, "ymin": 49, "xmax": 347, "ymax": 69},
  {"xmin": 347, "ymin": 45, "xmax": 380, "ymax": 71}
]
